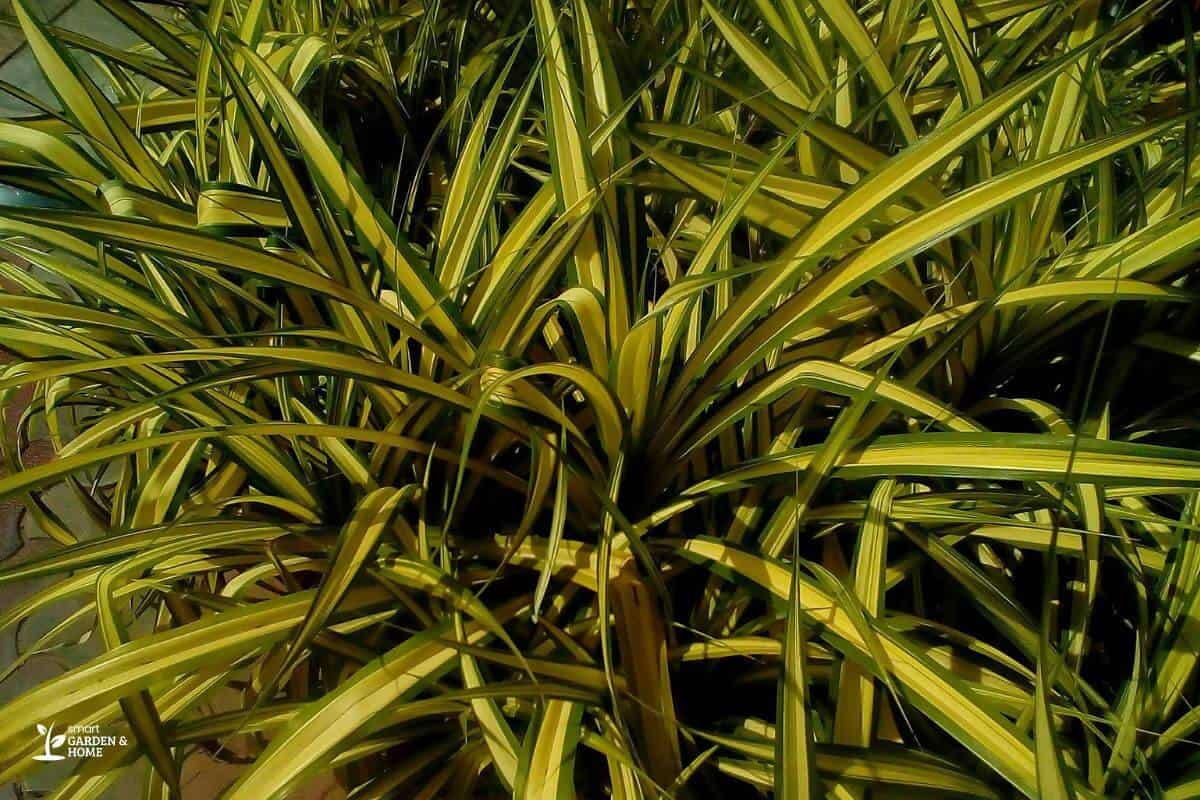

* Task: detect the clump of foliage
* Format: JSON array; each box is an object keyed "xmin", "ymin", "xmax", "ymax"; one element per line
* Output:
[{"xmin": 0, "ymin": 0, "xmax": 1198, "ymax": 797}]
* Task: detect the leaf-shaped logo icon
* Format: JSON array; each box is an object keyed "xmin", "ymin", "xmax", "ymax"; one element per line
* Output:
[{"xmin": 32, "ymin": 722, "xmax": 65, "ymax": 761}]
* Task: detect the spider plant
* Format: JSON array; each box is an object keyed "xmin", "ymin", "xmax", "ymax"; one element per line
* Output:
[{"xmin": 0, "ymin": 0, "xmax": 1198, "ymax": 797}]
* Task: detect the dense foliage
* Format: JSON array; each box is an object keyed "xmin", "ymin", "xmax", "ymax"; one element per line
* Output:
[{"xmin": 0, "ymin": 0, "xmax": 1198, "ymax": 797}]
